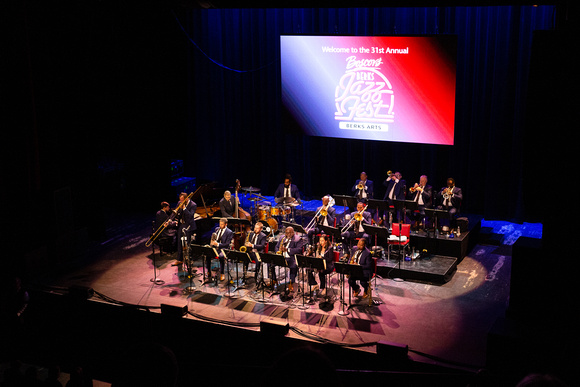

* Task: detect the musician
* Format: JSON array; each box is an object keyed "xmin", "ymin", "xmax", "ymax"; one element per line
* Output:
[
  {"xmin": 382, "ymin": 171, "xmax": 406, "ymax": 222},
  {"xmin": 352, "ymin": 172, "xmax": 374, "ymax": 200},
  {"xmin": 347, "ymin": 238, "xmax": 373, "ymax": 298},
  {"xmin": 243, "ymin": 221, "xmax": 267, "ymax": 281},
  {"xmin": 154, "ymin": 201, "xmax": 177, "ymax": 254},
  {"xmin": 207, "ymin": 218, "xmax": 234, "ymax": 282},
  {"xmin": 341, "ymin": 201, "xmax": 372, "ymax": 245},
  {"xmin": 406, "ymin": 175, "xmax": 433, "ymax": 229},
  {"xmin": 273, "ymin": 226, "xmax": 305, "ymax": 292},
  {"xmin": 436, "ymin": 178, "xmax": 463, "ymax": 229},
  {"xmin": 274, "ymin": 174, "xmax": 301, "ymax": 204},
  {"xmin": 176, "ymin": 192, "xmax": 197, "ymax": 264},
  {"xmin": 307, "ymin": 195, "xmax": 336, "ymax": 241},
  {"xmin": 306, "ymin": 235, "xmax": 334, "ymax": 295},
  {"xmin": 219, "ymin": 190, "xmax": 238, "ymax": 218}
]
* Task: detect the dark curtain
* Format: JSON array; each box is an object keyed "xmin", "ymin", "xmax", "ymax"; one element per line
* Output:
[{"xmin": 182, "ymin": 5, "xmax": 555, "ymax": 223}]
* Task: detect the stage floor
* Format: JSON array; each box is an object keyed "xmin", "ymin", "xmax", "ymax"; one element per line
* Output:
[{"xmin": 26, "ymin": 209, "xmax": 541, "ymax": 379}]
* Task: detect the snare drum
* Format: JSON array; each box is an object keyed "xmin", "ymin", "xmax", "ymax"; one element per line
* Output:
[
  {"xmin": 257, "ymin": 205, "xmax": 270, "ymax": 220},
  {"xmin": 283, "ymin": 205, "xmax": 292, "ymax": 215}
]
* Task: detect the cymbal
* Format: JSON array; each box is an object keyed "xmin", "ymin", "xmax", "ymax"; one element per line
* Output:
[{"xmin": 241, "ymin": 186, "xmax": 260, "ymax": 192}]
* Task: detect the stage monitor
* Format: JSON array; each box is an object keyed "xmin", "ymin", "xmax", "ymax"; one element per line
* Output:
[{"xmin": 280, "ymin": 35, "xmax": 457, "ymax": 145}]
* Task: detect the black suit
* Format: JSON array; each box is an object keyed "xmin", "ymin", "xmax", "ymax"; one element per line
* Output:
[
  {"xmin": 407, "ymin": 185, "xmax": 432, "ymax": 224},
  {"xmin": 177, "ymin": 200, "xmax": 197, "ymax": 261},
  {"xmin": 206, "ymin": 226, "xmax": 234, "ymax": 276},
  {"xmin": 155, "ymin": 209, "xmax": 177, "ymax": 253},
  {"xmin": 347, "ymin": 246, "xmax": 373, "ymax": 294},
  {"xmin": 245, "ymin": 230, "xmax": 267, "ymax": 279},
  {"xmin": 307, "ymin": 205, "xmax": 336, "ymax": 242},
  {"xmin": 219, "ymin": 197, "xmax": 236, "ymax": 218}
]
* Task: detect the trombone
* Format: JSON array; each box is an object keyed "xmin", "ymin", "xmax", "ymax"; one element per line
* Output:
[
  {"xmin": 304, "ymin": 196, "xmax": 334, "ymax": 233},
  {"xmin": 146, "ymin": 191, "xmax": 194, "ymax": 247},
  {"xmin": 341, "ymin": 204, "xmax": 368, "ymax": 233}
]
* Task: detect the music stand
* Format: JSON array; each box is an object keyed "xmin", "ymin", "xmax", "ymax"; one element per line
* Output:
[
  {"xmin": 190, "ymin": 244, "xmax": 218, "ymax": 285},
  {"xmin": 334, "ymin": 262, "xmax": 361, "ymax": 314},
  {"xmin": 362, "ymin": 223, "xmax": 390, "ymax": 251},
  {"xmin": 367, "ymin": 199, "xmax": 389, "ymax": 224},
  {"xmin": 297, "ymin": 254, "xmax": 326, "ymax": 305},
  {"xmin": 260, "ymin": 252, "xmax": 288, "ymax": 299},
  {"xmin": 425, "ymin": 208, "xmax": 451, "ymax": 237},
  {"xmin": 227, "ymin": 250, "xmax": 252, "ymax": 292},
  {"xmin": 149, "ymin": 231, "xmax": 165, "ymax": 286},
  {"xmin": 318, "ymin": 224, "xmax": 341, "ymax": 243},
  {"xmin": 281, "ymin": 221, "xmax": 307, "ymax": 235},
  {"xmin": 333, "ymin": 194, "xmax": 357, "ymax": 213}
]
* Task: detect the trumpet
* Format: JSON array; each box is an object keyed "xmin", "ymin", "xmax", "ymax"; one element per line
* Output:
[
  {"xmin": 443, "ymin": 187, "xmax": 454, "ymax": 200},
  {"xmin": 410, "ymin": 183, "xmax": 422, "ymax": 193},
  {"xmin": 357, "ymin": 182, "xmax": 365, "ymax": 190},
  {"xmin": 341, "ymin": 204, "xmax": 368, "ymax": 233}
]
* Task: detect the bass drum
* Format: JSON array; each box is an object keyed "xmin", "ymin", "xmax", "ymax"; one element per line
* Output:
[{"xmin": 258, "ymin": 217, "xmax": 278, "ymax": 237}]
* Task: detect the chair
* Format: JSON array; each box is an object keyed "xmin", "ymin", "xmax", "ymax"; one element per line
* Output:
[{"xmin": 387, "ymin": 222, "xmax": 411, "ymax": 260}]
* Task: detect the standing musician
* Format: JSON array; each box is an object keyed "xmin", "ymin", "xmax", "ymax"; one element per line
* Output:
[
  {"xmin": 346, "ymin": 238, "xmax": 373, "ymax": 298},
  {"xmin": 207, "ymin": 218, "xmax": 234, "ymax": 282},
  {"xmin": 307, "ymin": 195, "xmax": 336, "ymax": 242},
  {"xmin": 407, "ymin": 175, "xmax": 433, "ymax": 229},
  {"xmin": 274, "ymin": 174, "xmax": 301, "ymax": 204},
  {"xmin": 176, "ymin": 192, "xmax": 197, "ymax": 265},
  {"xmin": 273, "ymin": 226, "xmax": 305, "ymax": 292},
  {"xmin": 219, "ymin": 190, "xmax": 238, "ymax": 218},
  {"xmin": 341, "ymin": 201, "xmax": 372, "ymax": 245},
  {"xmin": 436, "ymin": 178, "xmax": 463, "ymax": 229},
  {"xmin": 382, "ymin": 171, "xmax": 406, "ymax": 223},
  {"xmin": 155, "ymin": 201, "xmax": 177, "ymax": 254},
  {"xmin": 306, "ymin": 235, "xmax": 335, "ymax": 295},
  {"xmin": 352, "ymin": 171, "xmax": 374, "ymax": 200},
  {"xmin": 243, "ymin": 221, "xmax": 267, "ymax": 281}
]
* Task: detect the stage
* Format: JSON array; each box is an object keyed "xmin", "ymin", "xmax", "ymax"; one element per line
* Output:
[{"xmin": 14, "ymin": 204, "xmax": 547, "ymax": 386}]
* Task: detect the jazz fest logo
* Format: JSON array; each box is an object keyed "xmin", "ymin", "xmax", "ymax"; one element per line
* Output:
[{"xmin": 335, "ymin": 55, "xmax": 394, "ymax": 132}]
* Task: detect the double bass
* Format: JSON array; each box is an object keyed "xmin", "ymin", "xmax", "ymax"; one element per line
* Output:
[{"xmin": 231, "ymin": 179, "xmax": 252, "ymax": 250}]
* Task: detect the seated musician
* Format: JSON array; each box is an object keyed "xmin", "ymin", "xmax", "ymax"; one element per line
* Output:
[
  {"xmin": 406, "ymin": 175, "xmax": 433, "ymax": 230},
  {"xmin": 306, "ymin": 234, "xmax": 334, "ymax": 296},
  {"xmin": 307, "ymin": 195, "xmax": 336, "ymax": 242},
  {"xmin": 436, "ymin": 178, "xmax": 463, "ymax": 230},
  {"xmin": 340, "ymin": 201, "xmax": 372, "ymax": 246},
  {"xmin": 274, "ymin": 174, "xmax": 301, "ymax": 204},
  {"xmin": 243, "ymin": 221, "xmax": 267, "ymax": 281},
  {"xmin": 207, "ymin": 218, "xmax": 233, "ymax": 282},
  {"xmin": 155, "ymin": 201, "xmax": 177, "ymax": 254},
  {"xmin": 352, "ymin": 171, "xmax": 374, "ymax": 200},
  {"xmin": 219, "ymin": 190, "xmax": 238, "ymax": 218},
  {"xmin": 346, "ymin": 238, "xmax": 373, "ymax": 298},
  {"xmin": 272, "ymin": 226, "xmax": 305, "ymax": 292}
]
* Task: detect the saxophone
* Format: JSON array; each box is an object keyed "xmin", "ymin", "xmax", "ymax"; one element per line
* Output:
[
  {"xmin": 276, "ymin": 236, "xmax": 287, "ymax": 255},
  {"xmin": 239, "ymin": 232, "xmax": 250, "ymax": 253}
]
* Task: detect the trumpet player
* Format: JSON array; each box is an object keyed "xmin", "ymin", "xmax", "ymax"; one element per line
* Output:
[
  {"xmin": 407, "ymin": 175, "xmax": 433, "ymax": 229},
  {"xmin": 243, "ymin": 221, "xmax": 267, "ymax": 281},
  {"xmin": 436, "ymin": 178, "xmax": 463, "ymax": 228},
  {"xmin": 307, "ymin": 195, "xmax": 336, "ymax": 241},
  {"xmin": 352, "ymin": 171, "xmax": 374, "ymax": 200},
  {"xmin": 341, "ymin": 201, "xmax": 372, "ymax": 245},
  {"xmin": 347, "ymin": 238, "xmax": 373, "ymax": 298},
  {"xmin": 206, "ymin": 218, "xmax": 233, "ymax": 282},
  {"xmin": 272, "ymin": 226, "xmax": 305, "ymax": 292},
  {"xmin": 383, "ymin": 171, "xmax": 406, "ymax": 222}
]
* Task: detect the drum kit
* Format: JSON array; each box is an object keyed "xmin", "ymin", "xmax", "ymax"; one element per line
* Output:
[{"xmin": 242, "ymin": 186, "xmax": 296, "ymax": 237}]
